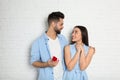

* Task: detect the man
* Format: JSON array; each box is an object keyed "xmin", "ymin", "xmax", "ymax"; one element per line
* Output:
[{"xmin": 30, "ymin": 11, "xmax": 68, "ymax": 80}]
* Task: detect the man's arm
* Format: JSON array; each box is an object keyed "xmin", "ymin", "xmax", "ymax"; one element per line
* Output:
[
  {"xmin": 32, "ymin": 60, "xmax": 59, "ymax": 68},
  {"xmin": 32, "ymin": 61, "xmax": 49, "ymax": 68}
]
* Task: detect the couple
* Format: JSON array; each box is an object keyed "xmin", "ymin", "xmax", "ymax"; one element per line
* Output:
[{"xmin": 30, "ymin": 11, "xmax": 95, "ymax": 80}]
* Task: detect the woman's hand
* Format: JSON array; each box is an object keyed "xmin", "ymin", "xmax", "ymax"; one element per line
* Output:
[{"xmin": 75, "ymin": 44, "xmax": 82, "ymax": 53}]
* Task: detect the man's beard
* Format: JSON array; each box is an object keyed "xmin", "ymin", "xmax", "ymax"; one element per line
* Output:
[
  {"xmin": 55, "ymin": 29, "xmax": 61, "ymax": 34},
  {"xmin": 54, "ymin": 26, "xmax": 61, "ymax": 34}
]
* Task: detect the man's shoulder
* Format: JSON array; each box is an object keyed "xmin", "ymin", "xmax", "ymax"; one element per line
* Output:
[
  {"xmin": 32, "ymin": 33, "xmax": 46, "ymax": 44},
  {"xmin": 58, "ymin": 34, "xmax": 68, "ymax": 45}
]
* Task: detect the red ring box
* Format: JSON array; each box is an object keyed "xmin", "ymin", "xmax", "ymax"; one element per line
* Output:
[{"xmin": 52, "ymin": 56, "xmax": 57, "ymax": 61}]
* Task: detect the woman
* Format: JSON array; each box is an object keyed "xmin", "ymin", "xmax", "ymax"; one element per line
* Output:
[{"xmin": 63, "ymin": 26, "xmax": 95, "ymax": 80}]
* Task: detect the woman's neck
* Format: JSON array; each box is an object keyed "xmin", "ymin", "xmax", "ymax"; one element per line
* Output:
[{"xmin": 76, "ymin": 41, "xmax": 83, "ymax": 45}]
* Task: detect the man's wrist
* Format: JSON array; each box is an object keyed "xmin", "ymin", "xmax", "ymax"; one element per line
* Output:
[{"xmin": 47, "ymin": 61, "xmax": 50, "ymax": 67}]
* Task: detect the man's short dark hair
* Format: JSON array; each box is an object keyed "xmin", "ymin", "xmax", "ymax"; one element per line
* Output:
[{"xmin": 48, "ymin": 11, "xmax": 64, "ymax": 25}]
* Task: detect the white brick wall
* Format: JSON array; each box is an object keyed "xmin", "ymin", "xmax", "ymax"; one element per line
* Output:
[{"xmin": 0, "ymin": 0, "xmax": 120, "ymax": 80}]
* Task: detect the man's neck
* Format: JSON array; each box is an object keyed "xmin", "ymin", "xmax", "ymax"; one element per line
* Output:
[{"xmin": 46, "ymin": 27, "xmax": 57, "ymax": 40}]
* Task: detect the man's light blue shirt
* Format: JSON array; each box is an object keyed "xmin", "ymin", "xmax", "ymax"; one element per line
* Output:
[{"xmin": 30, "ymin": 33, "xmax": 68, "ymax": 80}]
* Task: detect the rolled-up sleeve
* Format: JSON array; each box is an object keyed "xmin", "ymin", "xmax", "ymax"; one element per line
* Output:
[{"xmin": 30, "ymin": 40, "xmax": 40, "ymax": 64}]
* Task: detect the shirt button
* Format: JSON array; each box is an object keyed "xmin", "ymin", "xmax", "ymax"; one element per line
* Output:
[{"xmin": 52, "ymin": 72, "xmax": 54, "ymax": 74}]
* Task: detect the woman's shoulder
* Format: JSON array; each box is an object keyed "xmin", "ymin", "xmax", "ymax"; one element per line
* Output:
[
  {"xmin": 84, "ymin": 45, "xmax": 95, "ymax": 55},
  {"xmin": 88, "ymin": 46, "xmax": 95, "ymax": 55}
]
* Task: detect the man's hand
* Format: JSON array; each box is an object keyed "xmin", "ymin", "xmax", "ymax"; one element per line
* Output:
[{"xmin": 47, "ymin": 59, "xmax": 59, "ymax": 67}]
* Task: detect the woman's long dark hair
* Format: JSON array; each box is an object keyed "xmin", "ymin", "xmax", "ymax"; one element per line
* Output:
[{"xmin": 71, "ymin": 25, "xmax": 89, "ymax": 46}]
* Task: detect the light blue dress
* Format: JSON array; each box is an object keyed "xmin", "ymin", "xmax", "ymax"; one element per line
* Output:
[{"xmin": 63, "ymin": 44, "xmax": 89, "ymax": 80}]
